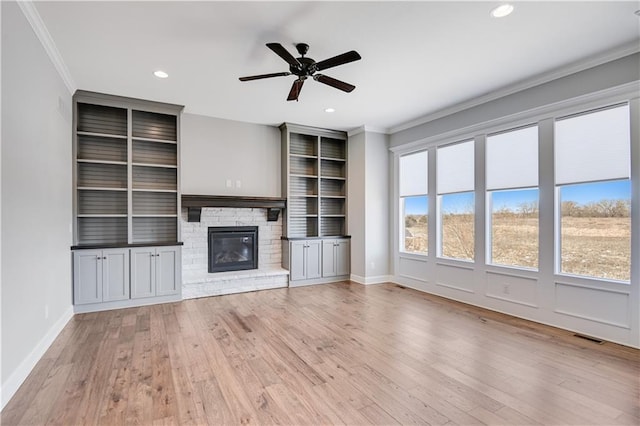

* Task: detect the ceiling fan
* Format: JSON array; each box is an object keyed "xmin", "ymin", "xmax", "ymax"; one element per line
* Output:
[{"xmin": 239, "ymin": 43, "xmax": 361, "ymax": 101}]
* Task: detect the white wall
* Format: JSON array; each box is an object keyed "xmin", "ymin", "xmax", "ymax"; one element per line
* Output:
[
  {"xmin": 348, "ymin": 130, "xmax": 390, "ymax": 283},
  {"xmin": 347, "ymin": 132, "xmax": 366, "ymax": 278},
  {"xmin": 181, "ymin": 113, "xmax": 281, "ymax": 197},
  {"xmin": 1, "ymin": 1, "xmax": 73, "ymax": 407},
  {"xmin": 364, "ymin": 132, "xmax": 390, "ymax": 280},
  {"xmin": 389, "ymin": 53, "xmax": 640, "ymax": 347},
  {"xmin": 391, "ymin": 53, "xmax": 640, "ymax": 148}
]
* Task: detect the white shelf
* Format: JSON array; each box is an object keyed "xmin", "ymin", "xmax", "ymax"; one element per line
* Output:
[
  {"xmin": 132, "ymin": 162, "xmax": 177, "ymax": 169},
  {"xmin": 132, "ymin": 136, "xmax": 177, "ymax": 144},
  {"xmin": 77, "ymin": 159, "xmax": 127, "ymax": 166},
  {"xmin": 77, "ymin": 131, "xmax": 127, "ymax": 139},
  {"xmin": 77, "ymin": 186, "xmax": 127, "ymax": 191}
]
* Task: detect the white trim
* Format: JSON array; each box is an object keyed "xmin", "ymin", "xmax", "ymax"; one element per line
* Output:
[
  {"xmin": 349, "ymin": 274, "xmax": 393, "ymax": 285},
  {"xmin": 390, "ymin": 81, "xmax": 639, "ymax": 154},
  {"xmin": 17, "ymin": 1, "xmax": 76, "ymax": 94},
  {"xmin": 390, "ymin": 42, "xmax": 640, "ymax": 134},
  {"xmin": 347, "ymin": 125, "xmax": 388, "ymax": 137},
  {"xmin": 0, "ymin": 306, "xmax": 74, "ymax": 409}
]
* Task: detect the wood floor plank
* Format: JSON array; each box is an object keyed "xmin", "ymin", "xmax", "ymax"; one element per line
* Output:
[{"xmin": 2, "ymin": 282, "xmax": 638, "ymax": 425}]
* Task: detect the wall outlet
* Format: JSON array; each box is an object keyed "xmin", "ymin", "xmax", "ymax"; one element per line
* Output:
[
  {"xmin": 236, "ymin": 180, "xmax": 242, "ymax": 188},
  {"xmin": 226, "ymin": 179, "xmax": 232, "ymax": 188},
  {"xmin": 503, "ymin": 284, "xmax": 510, "ymax": 295}
]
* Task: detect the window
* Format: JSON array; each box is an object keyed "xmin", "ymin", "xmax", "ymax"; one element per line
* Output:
[
  {"xmin": 555, "ymin": 104, "xmax": 631, "ymax": 282},
  {"xmin": 400, "ymin": 150, "xmax": 428, "ymax": 254},
  {"xmin": 437, "ymin": 141, "xmax": 474, "ymax": 261},
  {"xmin": 486, "ymin": 126, "xmax": 539, "ymax": 269}
]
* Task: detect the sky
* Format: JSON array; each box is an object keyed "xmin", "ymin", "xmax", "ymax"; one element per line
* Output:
[{"xmin": 403, "ymin": 179, "xmax": 631, "ymax": 215}]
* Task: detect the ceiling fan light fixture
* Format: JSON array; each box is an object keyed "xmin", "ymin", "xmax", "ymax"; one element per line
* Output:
[
  {"xmin": 490, "ymin": 4, "xmax": 514, "ymax": 18},
  {"xmin": 153, "ymin": 70, "xmax": 169, "ymax": 79}
]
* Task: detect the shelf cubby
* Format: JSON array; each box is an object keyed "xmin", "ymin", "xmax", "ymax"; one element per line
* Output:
[
  {"xmin": 133, "ymin": 191, "xmax": 178, "ymax": 215},
  {"xmin": 132, "ymin": 110, "xmax": 177, "ymax": 141},
  {"xmin": 132, "ymin": 139, "xmax": 177, "ymax": 166},
  {"xmin": 320, "ymin": 179, "xmax": 346, "ymax": 197},
  {"xmin": 320, "ymin": 137, "xmax": 346, "ymax": 160},
  {"xmin": 77, "ymin": 162, "xmax": 127, "ymax": 189},
  {"xmin": 132, "ymin": 165, "xmax": 177, "ymax": 191},
  {"xmin": 289, "ymin": 133, "xmax": 318, "ymax": 156},
  {"xmin": 78, "ymin": 190, "xmax": 128, "ymax": 215},
  {"xmin": 320, "ymin": 217, "xmax": 346, "ymax": 237},
  {"xmin": 132, "ymin": 217, "xmax": 177, "ymax": 243},
  {"xmin": 321, "ymin": 197, "xmax": 345, "ymax": 216},
  {"xmin": 77, "ymin": 134, "xmax": 127, "ymax": 162},
  {"xmin": 77, "ymin": 103, "xmax": 127, "ymax": 136},
  {"xmin": 320, "ymin": 159, "xmax": 346, "ymax": 178}
]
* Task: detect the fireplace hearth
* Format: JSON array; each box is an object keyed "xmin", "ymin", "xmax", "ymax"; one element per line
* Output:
[{"xmin": 208, "ymin": 226, "xmax": 258, "ymax": 273}]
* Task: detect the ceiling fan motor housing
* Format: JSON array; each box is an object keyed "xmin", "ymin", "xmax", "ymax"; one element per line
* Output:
[{"xmin": 290, "ymin": 57, "xmax": 317, "ymax": 77}]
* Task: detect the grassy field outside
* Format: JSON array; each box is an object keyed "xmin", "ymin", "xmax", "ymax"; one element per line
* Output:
[{"xmin": 404, "ymin": 211, "xmax": 630, "ymax": 281}]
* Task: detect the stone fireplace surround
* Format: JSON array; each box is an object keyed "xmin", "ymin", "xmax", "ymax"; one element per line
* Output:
[{"xmin": 181, "ymin": 207, "xmax": 289, "ymax": 298}]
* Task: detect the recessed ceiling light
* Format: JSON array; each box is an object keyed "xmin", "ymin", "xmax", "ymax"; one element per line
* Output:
[
  {"xmin": 490, "ymin": 4, "xmax": 514, "ymax": 18},
  {"xmin": 324, "ymin": 108, "xmax": 335, "ymax": 113},
  {"xmin": 153, "ymin": 70, "xmax": 169, "ymax": 79}
]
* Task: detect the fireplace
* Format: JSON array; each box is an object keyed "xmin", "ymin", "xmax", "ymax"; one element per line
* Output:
[{"xmin": 208, "ymin": 226, "xmax": 258, "ymax": 273}]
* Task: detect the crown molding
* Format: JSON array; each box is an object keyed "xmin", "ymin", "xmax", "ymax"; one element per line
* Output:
[
  {"xmin": 390, "ymin": 41, "xmax": 640, "ymax": 135},
  {"xmin": 17, "ymin": 1, "xmax": 76, "ymax": 94},
  {"xmin": 347, "ymin": 125, "xmax": 389, "ymax": 137}
]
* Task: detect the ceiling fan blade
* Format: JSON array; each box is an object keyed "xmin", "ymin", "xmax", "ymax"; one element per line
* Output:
[
  {"xmin": 266, "ymin": 43, "xmax": 301, "ymax": 67},
  {"xmin": 314, "ymin": 74, "xmax": 355, "ymax": 93},
  {"xmin": 239, "ymin": 72, "xmax": 291, "ymax": 82},
  {"xmin": 315, "ymin": 50, "xmax": 361, "ymax": 71},
  {"xmin": 287, "ymin": 79, "xmax": 305, "ymax": 101}
]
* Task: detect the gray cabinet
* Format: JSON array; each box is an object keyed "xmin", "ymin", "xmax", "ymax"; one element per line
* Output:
[
  {"xmin": 131, "ymin": 246, "xmax": 180, "ymax": 299},
  {"xmin": 322, "ymin": 239, "xmax": 350, "ymax": 277},
  {"xmin": 73, "ymin": 248, "xmax": 129, "ymax": 304},
  {"xmin": 290, "ymin": 240, "xmax": 322, "ymax": 281}
]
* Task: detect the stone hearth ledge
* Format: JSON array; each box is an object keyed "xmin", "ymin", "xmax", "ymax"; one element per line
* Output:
[{"xmin": 182, "ymin": 267, "xmax": 289, "ymax": 299}]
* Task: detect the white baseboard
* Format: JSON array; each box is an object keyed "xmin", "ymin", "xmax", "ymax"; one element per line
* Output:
[
  {"xmin": 350, "ymin": 274, "xmax": 394, "ymax": 285},
  {"xmin": 1, "ymin": 306, "xmax": 74, "ymax": 410}
]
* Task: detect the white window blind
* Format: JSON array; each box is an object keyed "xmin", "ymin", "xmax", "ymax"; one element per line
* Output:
[
  {"xmin": 400, "ymin": 150, "xmax": 428, "ymax": 196},
  {"xmin": 486, "ymin": 126, "xmax": 538, "ymax": 190},
  {"xmin": 555, "ymin": 104, "xmax": 630, "ymax": 185},
  {"xmin": 437, "ymin": 140, "xmax": 474, "ymax": 194}
]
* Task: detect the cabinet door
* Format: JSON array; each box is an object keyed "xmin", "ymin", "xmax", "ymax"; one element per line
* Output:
[
  {"xmin": 156, "ymin": 246, "xmax": 180, "ymax": 296},
  {"xmin": 322, "ymin": 240, "xmax": 337, "ymax": 277},
  {"xmin": 74, "ymin": 250, "xmax": 102, "ymax": 304},
  {"xmin": 290, "ymin": 241, "xmax": 307, "ymax": 281},
  {"xmin": 306, "ymin": 240, "xmax": 322, "ymax": 279},
  {"xmin": 131, "ymin": 247, "xmax": 156, "ymax": 298},
  {"xmin": 102, "ymin": 249, "xmax": 130, "ymax": 301},
  {"xmin": 335, "ymin": 239, "xmax": 350, "ymax": 276}
]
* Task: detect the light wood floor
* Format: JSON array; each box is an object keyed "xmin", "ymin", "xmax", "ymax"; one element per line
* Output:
[{"xmin": 2, "ymin": 282, "xmax": 639, "ymax": 425}]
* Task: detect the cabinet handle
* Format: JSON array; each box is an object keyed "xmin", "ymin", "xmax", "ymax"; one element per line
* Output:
[
  {"xmin": 103, "ymin": 256, "xmax": 107, "ymax": 260},
  {"xmin": 96, "ymin": 256, "xmax": 101, "ymax": 260}
]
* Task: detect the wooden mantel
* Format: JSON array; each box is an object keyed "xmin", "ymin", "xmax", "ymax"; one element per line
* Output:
[{"xmin": 181, "ymin": 195, "xmax": 286, "ymax": 222}]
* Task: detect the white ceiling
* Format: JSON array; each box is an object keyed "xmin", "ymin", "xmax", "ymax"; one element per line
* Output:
[{"xmin": 34, "ymin": 1, "xmax": 640, "ymax": 132}]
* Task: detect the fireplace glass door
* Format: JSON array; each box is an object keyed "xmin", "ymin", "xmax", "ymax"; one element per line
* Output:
[{"xmin": 208, "ymin": 226, "xmax": 258, "ymax": 273}]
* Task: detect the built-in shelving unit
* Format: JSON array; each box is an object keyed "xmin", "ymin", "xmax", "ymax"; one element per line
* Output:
[
  {"xmin": 73, "ymin": 91, "xmax": 183, "ymax": 246},
  {"xmin": 280, "ymin": 123, "xmax": 350, "ymax": 286},
  {"xmin": 281, "ymin": 124, "xmax": 348, "ymax": 238},
  {"xmin": 72, "ymin": 91, "xmax": 184, "ymax": 312}
]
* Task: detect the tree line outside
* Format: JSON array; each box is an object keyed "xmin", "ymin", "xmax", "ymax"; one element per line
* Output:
[{"xmin": 404, "ymin": 198, "xmax": 631, "ymax": 281}]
